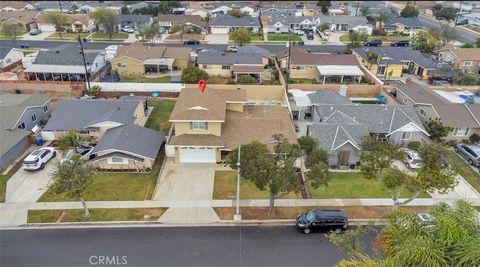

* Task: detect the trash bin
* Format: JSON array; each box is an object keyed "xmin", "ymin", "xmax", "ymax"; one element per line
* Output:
[{"xmin": 35, "ymin": 136, "xmax": 43, "ymax": 146}]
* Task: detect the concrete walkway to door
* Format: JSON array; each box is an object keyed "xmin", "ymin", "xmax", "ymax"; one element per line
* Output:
[{"xmin": 153, "ymin": 158, "xmax": 220, "ymax": 223}]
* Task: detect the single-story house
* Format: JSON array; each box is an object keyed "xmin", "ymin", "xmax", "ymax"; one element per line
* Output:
[
  {"xmin": 24, "ymin": 43, "xmax": 106, "ymax": 82},
  {"xmin": 155, "ymin": 14, "xmax": 205, "ymax": 33},
  {"xmin": 0, "ymin": 48, "xmax": 24, "ymax": 69},
  {"xmin": 319, "ymin": 16, "xmax": 373, "ymax": 35},
  {"xmin": 436, "ymin": 43, "xmax": 480, "ymax": 74},
  {"xmin": 0, "ymin": 93, "xmax": 51, "ymax": 169},
  {"xmin": 393, "ymin": 82, "xmax": 480, "ymax": 142},
  {"xmin": 209, "ymin": 3, "xmax": 257, "ymax": 17},
  {"xmin": 166, "ymin": 88, "xmax": 297, "ymax": 163},
  {"xmin": 111, "ymin": 42, "xmax": 190, "ymax": 79},
  {"xmin": 33, "ymin": 1, "xmax": 79, "ymax": 13},
  {"xmin": 42, "ymin": 98, "xmax": 163, "ymax": 171},
  {"xmin": 209, "ymin": 15, "xmax": 260, "ymax": 34},
  {"xmin": 381, "ymin": 17, "xmax": 423, "ymax": 37},
  {"xmin": 117, "ymin": 14, "xmax": 152, "ymax": 32},
  {"xmin": 0, "ymin": 10, "xmax": 41, "ymax": 31},
  {"xmin": 0, "ymin": 1, "xmax": 35, "ymax": 11},
  {"xmin": 352, "ymin": 46, "xmax": 443, "ymax": 79},
  {"xmin": 36, "ymin": 13, "xmax": 94, "ymax": 33},
  {"xmin": 265, "ymin": 12, "xmax": 320, "ymax": 33},
  {"xmin": 277, "ymin": 47, "xmax": 365, "ymax": 84},
  {"xmin": 185, "ymin": 7, "xmax": 209, "ymax": 19},
  {"xmin": 302, "ymin": 90, "xmax": 429, "ymax": 167},
  {"xmin": 78, "ymin": 2, "xmax": 123, "ymax": 14}
]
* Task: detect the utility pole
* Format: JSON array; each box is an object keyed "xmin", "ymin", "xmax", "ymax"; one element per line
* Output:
[
  {"xmin": 78, "ymin": 35, "xmax": 91, "ymax": 90},
  {"xmin": 58, "ymin": 1, "xmax": 63, "ymax": 13},
  {"xmin": 234, "ymin": 145, "xmax": 241, "ymax": 221},
  {"xmin": 285, "ymin": 40, "xmax": 292, "ymax": 93},
  {"xmin": 355, "ymin": 0, "xmax": 359, "ymax": 16}
]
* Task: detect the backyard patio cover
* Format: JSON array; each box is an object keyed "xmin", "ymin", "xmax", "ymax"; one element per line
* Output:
[
  {"xmin": 144, "ymin": 58, "xmax": 175, "ymax": 66},
  {"xmin": 24, "ymin": 64, "xmax": 88, "ymax": 74},
  {"xmin": 316, "ymin": 65, "xmax": 364, "ymax": 76},
  {"xmin": 232, "ymin": 65, "xmax": 264, "ymax": 73}
]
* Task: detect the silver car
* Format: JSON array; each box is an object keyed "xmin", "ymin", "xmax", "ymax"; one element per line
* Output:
[{"xmin": 454, "ymin": 143, "xmax": 480, "ymax": 166}]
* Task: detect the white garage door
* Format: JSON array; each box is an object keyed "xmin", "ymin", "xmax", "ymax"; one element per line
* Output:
[
  {"xmin": 211, "ymin": 27, "xmax": 229, "ymax": 34},
  {"xmin": 38, "ymin": 23, "xmax": 56, "ymax": 32},
  {"xmin": 179, "ymin": 147, "xmax": 216, "ymax": 163}
]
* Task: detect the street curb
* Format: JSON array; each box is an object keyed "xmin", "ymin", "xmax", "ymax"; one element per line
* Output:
[{"xmin": 0, "ymin": 219, "xmax": 387, "ymax": 230}]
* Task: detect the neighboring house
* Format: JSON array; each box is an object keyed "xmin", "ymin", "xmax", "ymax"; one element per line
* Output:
[
  {"xmin": 277, "ymin": 47, "xmax": 365, "ymax": 84},
  {"xmin": 0, "ymin": 93, "xmax": 51, "ymax": 169},
  {"xmin": 155, "ymin": 14, "xmax": 205, "ymax": 33},
  {"xmin": 118, "ymin": 14, "xmax": 152, "ymax": 32},
  {"xmin": 393, "ymin": 83, "xmax": 480, "ymax": 142},
  {"xmin": 453, "ymin": 1, "xmax": 480, "ymax": 12},
  {"xmin": 381, "ymin": 17, "xmax": 423, "ymax": 37},
  {"xmin": 185, "ymin": 7, "xmax": 209, "ymax": 19},
  {"xmin": 0, "ymin": 47, "xmax": 24, "ymax": 69},
  {"xmin": 166, "ymin": 88, "xmax": 297, "ymax": 163},
  {"xmin": 209, "ymin": 2, "xmax": 257, "ymax": 17},
  {"xmin": 266, "ymin": 14, "xmax": 320, "ymax": 33},
  {"xmin": 347, "ymin": 1, "xmax": 397, "ymax": 17},
  {"xmin": 209, "ymin": 15, "xmax": 260, "ymax": 34},
  {"xmin": 352, "ymin": 46, "xmax": 444, "ymax": 78},
  {"xmin": 0, "ymin": 1, "xmax": 35, "ymax": 11},
  {"xmin": 304, "ymin": 90, "xmax": 429, "ymax": 167},
  {"xmin": 111, "ymin": 42, "xmax": 190, "ymax": 79},
  {"xmin": 78, "ymin": 2, "xmax": 123, "ymax": 14},
  {"xmin": 0, "ymin": 10, "xmax": 41, "ymax": 31},
  {"xmin": 458, "ymin": 12, "xmax": 480, "ymax": 26},
  {"xmin": 33, "ymin": 1, "xmax": 79, "ymax": 13},
  {"xmin": 436, "ymin": 43, "xmax": 480, "ymax": 74},
  {"xmin": 301, "ymin": 3, "xmax": 320, "ymax": 16},
  {"xmin": 126, "ymin": 2, "xmax": 149, "ymax": 12},
  {"xmin": 197, "ymin": 48, "xmax": 269, "ymax": 82},
  {"xmin": 23, "ymin": 43, "xmax": 106, "ymax": 81},
  {"xmin": 42, "ymin": 98, "xmax": 163, "ymax": 171},
  {"xmin": 319, "ymin": 16, "xmax": 373, "ymax": 34},
  {"xmin": 36, "ymin": 13, "xmax": 94, "ymax": 33}
]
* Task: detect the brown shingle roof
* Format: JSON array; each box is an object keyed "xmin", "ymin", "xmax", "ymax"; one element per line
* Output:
[
  {"xmin": 155, "ymin": 14, "xmax": 204, "ymax": 27},
  {"xmin": 36, "ymin": 13, "xmax": 91, "ymax": 25},
  {"xmin": 277, "ymin": 47, "xmax": 359, "ymax": 66},
  {"xmin": 0, "ymin": 1, "xmax": 30, "ymax": 9},
  {"xmin": 169, "ymin": 88, "xmax": 247, "ymax": 121},
  {"xmin": 114, "ymin": 42, "xmax": 190, "ymax": 61},
  {"xmin": 437, "ymin": 43, "xmax": 480, "ymax": 61},
  {"xmin": 0, "ymin": 10, "xmax": 40, "ymax": 24}
]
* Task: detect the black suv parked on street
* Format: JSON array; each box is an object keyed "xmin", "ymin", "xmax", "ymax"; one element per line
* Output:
[{"xmin": 296, "ymin": 210, "xmax": 348, "ymax": 234}]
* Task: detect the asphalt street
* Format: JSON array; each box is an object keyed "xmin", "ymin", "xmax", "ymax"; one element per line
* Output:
[
  {"xmin": 0, "ymin": 225, "xmax": 377, "ymax": 267},
  {"xmin": 417, "ymin": 16, "xmax": 478, "ymax": 43},
  {"xmin": 0, "ymin": 39, "xmax": 347, "ymax": 53}
]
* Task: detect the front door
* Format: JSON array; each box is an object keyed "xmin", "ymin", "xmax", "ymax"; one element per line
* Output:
[
  {"xmin": 337, "ymin": 151, "xmax": 350, "ymax": 166},
  {"xmin": 408, "ymin": 62, "xmax": 415, "ymax": 74}
]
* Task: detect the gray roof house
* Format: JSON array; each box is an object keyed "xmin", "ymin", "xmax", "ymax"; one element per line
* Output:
[
  {"xmin": 42, "ymin": 99, "xmax": 163, "ymax": 171},
  {"xmin": 0, "ymin": 93, "xmax": 51, "ymax": 169},
  {"xmin": 319, "ymin": 16, "xmax": 373, "ymax": 34},
  {"xmin": 209, "ymin": 15, "xmax": 261, "ymax": 34},
  {"xmin": 304, "ymin": 90, "xmax": 429, "ymax": 167},
  {"xmin": 383, "ymin": 17, "xmax": 424, "ymax": 36},
  {"xmin": 266, "ymin": 14, "xmax": 320, "ymax": 33},
  {"xmin": 118, "ymin": 14, "xmax": 153, "ymax": 31},
  {"xmin": 23, "ymin": 44, "xmax": 106, "ymax": 82}
]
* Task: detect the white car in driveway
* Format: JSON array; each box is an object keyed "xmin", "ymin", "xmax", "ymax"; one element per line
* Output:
[
  {"xmin": 61, "ymin": 146, "xmax": 94, "ymax": 163},
  {"xmin": 121, "ymin": 26, "xmax": 134, "ymax": 33},
  {"xmin": 22, "ymin": 147, "xmax": 56, "ymax": 171},
  {"xmin": 403, "ymin": 149, "xmax": 423, "ymax": 169}
]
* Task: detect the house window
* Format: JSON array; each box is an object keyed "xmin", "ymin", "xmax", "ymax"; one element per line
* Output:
[
  {"xmin": 377, "ymin": 65, "xmax": 386, "ymax": 75},
  {"xmin": 222, "ymin": 65, "xmax": 231, "ymax": 70},
  {"xmin": 117, "ymin": 63, "xmax": 126, "ymax": 67},
  {"xmin": 419, "ymin": 108, "xmax": 427, "ymax": 117},
  {"xmin": 190, "ymin": 121, "xmax": 208, "ymax": 130},
  {"xmin": 453, "ymin": 127, "xmax": 470, "ymax": 136},
  {"xmin": 202, "ymin": 64, "xmax": 209, "ymax": 69},
  {"xmin": 401, "ymin": 132, "xmax": 412, "ymax": 140},
  {"xmin": 463, "ymin": 61, "xmax": 473, "ymax": 66},
  {"xmin": 108, "ymin": 156, "xmax": 127, "ymax": 164},
  {"xmin": 296, "ymin": 66, "xmax": 305, "ymax": 71},
  {"xmin": 31, "ymin": 114, "xmax": 36, "ymax": 122},
  {"xmin": 18, "ymin": 122, "xmax": 25, "ymax": 129},
  {"xmin": 44, "ymin": 106, "xmax": 48, "ymax": 112}
]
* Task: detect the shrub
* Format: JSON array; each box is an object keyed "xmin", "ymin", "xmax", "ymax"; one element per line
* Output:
[
  {"xmin": 445, "ymin": 140, "xmax": 457, "ymax": 147},
  {"xmin": 237, "ymin": 75, "xmax": 255, "ymax": 84},
  {"xmin": 226, "ymin": 79, "xmax": 236, "ymax": 85},
  {"xmin": 454, "ymin": 74, "xmax": 479, "ymax": 85},
  {"xmin": 469, "ymin": 133, "xmax": 480, "ymax": 144},
  {"xmin": 181, "ymin": 65, "xmax": 208, "ymax": 83},
  {"xmin": 407, "ymin": 141, "xmax": 421, "ymax": 151},
  {"xmin": 85, "ymin": 85, "xmax": 101, "ymax": 97}
]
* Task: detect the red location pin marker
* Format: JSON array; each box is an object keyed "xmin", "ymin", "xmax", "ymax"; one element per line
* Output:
[{"xmin": 198, "ymin": 79, "xmax": 207, "ymax": 93}]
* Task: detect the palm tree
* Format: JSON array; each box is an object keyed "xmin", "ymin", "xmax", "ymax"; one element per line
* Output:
[
  {"xmin": 375, "ymin": 12, "xmax": 390, "ymax": 36},
  {"xmin": 365, "ymin": 51, "xmax": 382, "ymax": 73}
]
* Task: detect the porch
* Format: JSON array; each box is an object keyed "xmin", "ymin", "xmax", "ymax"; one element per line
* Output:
[
  {"xmin": 143, "ymin": 58, "xmax": 176, "ymax": 76},
  {"xmin": 24, "ymin": 64, "xmax": 90, "ymax": 82}
]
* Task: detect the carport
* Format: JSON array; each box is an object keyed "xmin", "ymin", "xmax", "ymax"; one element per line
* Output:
[
  {"xmin": 232, "ymin": 65, "xmax": 264, "ymax": 83},
  {"xmin": 144, "ymin": 58, "xmax": 175, "ymax": 75},
  {"xmin": 316, "ymin": 65, "xmax": 365, "ymax": 84}
]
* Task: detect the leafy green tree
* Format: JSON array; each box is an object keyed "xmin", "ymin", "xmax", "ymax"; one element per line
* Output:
[
  {"xmin": 347, "ymin": 30, "xmax": 368, "ymax": 50},
  {"xmin": 400, "ymin": 5, "xmax": 419, "ymax": 18},
  {"xmin": 470, "ymin": 133, "xmax": 480, "ymax": 144},
  {"xmin": 226, "ymin": 134, "xmax": 302, "ymax": 209},
  {"xmin": 181, "ymin": 65, "xmax": 208, "ymax": 83},
  {"xmin": 413, "ymin": 29, "xmax": 440, "ymax": 54},
  {"xmin": 90, "ymin": 8, "xmax": 120, "ymax": 40},
  {"xmin": 58, "ymin": 129, "xmax": 92, "ymax": 155},
  {"xmin": 0, "ymin": 21, "xmax": 24, "ymax": 42},
  {"xmin": 374, "ymin": 12, "xmax": 390, "ymax": 35},
  {"xmin": 461, "ymin": 42, "xmax": 476, "ymax": 48},
  {"xmin": 317, "ymin": 0, "xmax": 331, "ymax": 15},
  {"xmin": 51, "ymin": 154, "xmax": 95, "ymax": 219},
  {"xmin": 476, "ymin": 37, "xmax": 480, "ymax": 48},
  {"xmin": 430, "ymin": 24, "xmax": 456, "ymax": 45},
  {"xmin": 44, "ymin": 11, "xmax": 67, "ymax": 39},
  {"xmin": 432, "ymin": 4, "xmax": 458, "ymax": 21},
  {"xmin": 231, "ymin": 28, "xmax": 251, "ymax": 46},
  {"xmin": 424, "ymin": 117, "xmax": 451, "ymax": 142},
  {"xmin": 85, "ymin": 85, "xmax": 101, "ymax": 97},
  {"xmin": 298, "ymin": 135, "xmax": 318, "ymax": 155},
  {"xmin": 326, "ymin": 223, "xmax": 375, "ymax": 257},
  {"xmin": 121, "ymin": 5, "xmax": 130, "ymax": 14},
  {"xmin": 237, "ymin": 75, "xmax": 255, "ymax": 84},
  {"xmin": 141, "ymin": 23, "xmax": 162, "ymax": 44},
  {"xmin": 360, "ymin": 6, "xmax": 369, "ymax": 16},
  {"xmin": 227, "ymin": 9, "xmax": 247, "ymax": 18},
  {"xmin": 454, "ymin": 74, "xmax": 479, "ymax": 85}
]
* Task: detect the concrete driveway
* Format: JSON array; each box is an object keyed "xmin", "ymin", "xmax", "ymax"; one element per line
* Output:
[
  {"xmin": 153, "ymin": 158, "xmax": 220, "ymax": 223},
  {"xmin": 20, "ymin": 31, "xmax": 53, "ymax": 41},
  {"xmin": 205, "ymin": 34, "xmax": 229, "ymax": 44}
]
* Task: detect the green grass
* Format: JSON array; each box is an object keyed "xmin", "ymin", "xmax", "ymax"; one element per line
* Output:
[
  {"xmin": 144, "ymin": 100, "xmax": 175, "ymax": 134},
  {"xmin": 352, "ymin": 100, "xmax": 380, "ymax": 104},
  {"xmin": 308, "ymin": 172, "xmax": 431, "ymax": 199},
  {"xmin": 466, "ymin": 25, "xmax": 480, "ymax": 33},
  {"xmin": 229, "ymin": 34, "xmax": 264, "ymax": 42},
  {"xmin": 27, "ymin": 208, "xmax": 166, "ymax": 223},
  {"xmin": 288, "ymin": 78, "xmax": 318, "ymax": 84},
  {"xmin": 268, "ymin": 34, "xmax": 302, "ymax": 42},
  {"xmin": 46, "ymin": 32, "xmax": 88, "ymax": 40},
  {"xmin": 213, "ymin": 171, "xmax": 299, "ymax": 199},
  {"xmin": 340, "ymin": 34, "xmax": 411, "ymax": 43},
  {"xmin": 445, "ymin": 150, "xmax": 480, "ymax": 193},
  {"xmin": 88, "ymin": 32, "xmax": 128, "ymax": 40},
  {"xmin": 0, "ymin": 175, "xmax": 11, "ymax": 203},
  {"xmin": 121, "ymin": 76, "xmax": 172, "ymax": 83},
  {"xmin": 0, "ymin": 31, "xmax": 26, "ymax": 39}
]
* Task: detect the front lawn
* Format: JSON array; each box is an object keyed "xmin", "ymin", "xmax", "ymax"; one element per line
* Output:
[
  {"xmin": 466, "ymin": 25, "xmax": 480, "ymax": 33},
  {"xmin": 88, "ymin": 32, "xmax": 128, "ymax": 41},
  {"xmin": 0, "ymin": 175, "xmax": 11, "ymax": 202},
  {"xmin": 28, "ymin": 208, "xmax": 166, "ymax": 223},
  {"xmin": 268, "ymin": 34, "xmax": 302, "ymax": 42},
  {"xmin": 288, "ymin": 78, "xmax": 318, "ymax": 84},
  {"xmin": 445, "ymin": 150, "xmax": 480, "ymax": 193},
  {"xmin": 228, "ymin": 34, "xmax": 263, "ymax": 42},
  {"xmin": 213, "ymin": 171, "xmax": 300, "ymax": 199},
  {"xmin": 339, "ymin": 34, "xmax": 411, "ymax": 43},
  {"xmin": 121, "ymin": 76, "xmax": 172, "ymax": 83},
  {"xmin": 307, "ymin": 172, "xmax": 431, "ymax": 199},
  {"xmin": 144, "ymin": 100, "xmax": 176, "ymax": 134},
  {"xmin": 46, "ymin": 32, "xmax": 88, "ymax": 40}
]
